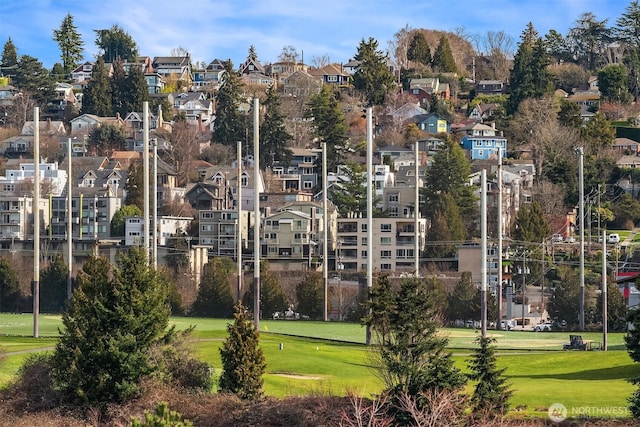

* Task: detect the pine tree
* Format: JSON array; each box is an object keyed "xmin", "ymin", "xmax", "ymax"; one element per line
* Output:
[
  {"xmin": 13, "ymin": 55, "xmax": 55, "ymax": 105},
  {"xmin": 40, "ymin": 255, "xmax": 68, "ymax": 313},
  {"xmin": 81, "ymin": 56, "xmax": 112, "ymax": 116},
  {"xmin": 111, "ymin": 58, "xmax": 127, "ymax": 117},
  {"xmin": 51, "ymin": 249, "xmax": 171, "ymax": 405},
  {"xmin": 295, "ymin": 271, "xmax": 324, "ymax": 320},
  {"xmin": 0, "ymin": 257, "xmax": 21, "ymax": 312},
  {"xmin": 94, "ymin": 24, "xmax": 138, "ymax": 63},
  {"xmin": 190, "ymin": 257, "xmax": 235, "ymax": 318},
  {"xmin": 305, "ymin": 85, "xmax": 348, "ymax": 173},
  {"xmin": 260, "ymin": 85, "xmax": 293, "ymax": 168},
  {"xmin": 124, "ymin": 159, "xmax": 144, "ymax": 210},
  {"xmin": 352, "ymin": 37, "xmax": 396, "ymax": 106},
  {"xmin": 467, "ymin": 336, "xmax": 512, "ymax": 417},
  {"xmin": 447, "ymin": 272, "xmax": 480, "ymax": 322},
  {"xmin": 52, "ymin": 13, "xmax": 84, "ymax": 75},
  {"xmin": 431, "ymin": 35, "xmax": 457, "ymax": 73},
  {"xmin": 219, "ymin": 302, "xmax": 266, "ymax": 400},
  {"xmin": 212, "ymin": 60, "xmax": 246, "ymax": 146},
  {"xmin": 364, "ymin": 275, "xmax": 466, "ymax": 418},
  {"xmin": 329, "ymin": 161, "xmax": 381, "ymax": 217},
  {"xmin": 1, "ymin": 37, "xmax": 18, "ymax": 67},
  {"xmin": 124, "ymin": 61, "xmax": 150, "ymax": 114},
  {"xmin": 242, "ymin": 261, "xmax": 288, "ymax": 318},
  {"xmin": 407, "ymin": 31, "xmax": 431, "ymax": 66}
]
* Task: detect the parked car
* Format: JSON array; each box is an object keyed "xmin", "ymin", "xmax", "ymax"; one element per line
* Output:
[
  {"xmin": 501, "ymin": 319, "xmax": 514, "ymax": 330},
  {"xmin": 608, "ymin": 233, "xmax": 620, "ymax": 244},
  {"xmin": 533, "ymin": 322, "xmax": 554, "ymax": 332},
  {"xmin": 551, "ymin": 234, "xmax": 563, "ymax": 243},
  {"xmin": 565, "ymin": 236, "xmax": 576, "ymax": 243}
]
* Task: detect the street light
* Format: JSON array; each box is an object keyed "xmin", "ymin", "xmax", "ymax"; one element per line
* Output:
[{"xmin": 576, "ymin": 146, "xmax": 585, "ymax": 331}]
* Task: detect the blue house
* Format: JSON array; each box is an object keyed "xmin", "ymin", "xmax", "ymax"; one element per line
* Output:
[
  {"xmin": 411, "ymin": 112, "xmax": 450, "ymax": 134},
  {"xmin": 459, "ymin": 123, "xmax": 507, "ymax": 160}
]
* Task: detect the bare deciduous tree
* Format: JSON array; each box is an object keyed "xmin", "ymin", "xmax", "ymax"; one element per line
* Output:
[{"xmin": 311, "ymin": 54, "xmax": 331, "ymax": 68}]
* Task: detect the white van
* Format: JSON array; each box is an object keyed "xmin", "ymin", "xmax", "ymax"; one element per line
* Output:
[{"xmin": 608, "ymin": 233, "xmax": 620, "ymax": 244}]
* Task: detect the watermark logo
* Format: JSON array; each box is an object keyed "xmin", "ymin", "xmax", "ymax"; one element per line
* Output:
[
  {"xmin": 548, "ymin": 403, "xmax": 629, "ymax": 422},
  {"xmin": 548, "ymin": 403, "xmax": 567, "ymax": 422}
]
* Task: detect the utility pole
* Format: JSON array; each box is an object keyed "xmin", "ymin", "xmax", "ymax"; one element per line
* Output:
[{"xmin": 577, "ymin": 146, "xmax": 585, "ymax": 331}]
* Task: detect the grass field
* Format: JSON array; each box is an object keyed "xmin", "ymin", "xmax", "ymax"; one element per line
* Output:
[{"xmin": 1, "ymin": 314, "xmax": 638, "ymax": 419}]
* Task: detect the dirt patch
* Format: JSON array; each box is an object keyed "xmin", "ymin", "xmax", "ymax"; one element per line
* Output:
[{"xmin": 272, "ymin": 373, "xmax": 323, "ymax": 380}]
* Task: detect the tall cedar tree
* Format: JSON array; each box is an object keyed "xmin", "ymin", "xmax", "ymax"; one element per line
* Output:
[
  {"xmin": 51, "ymin": 249, "xmax": 171, "ymax": 405},
  {"xmin": 467, "ymin": 336, "xmax": 512, "ymax": 417},
  {"xmin": 295, "ymin": 271, "xmax": 324, "ymax": 320},
  {"xmin": 364, "ymin": 275, "xmax": 466, "ymax": 417},
  {"xmin": 596, "ymin": 280, "xmax": 627, "ymax": 331},
  {"xmin": 191, "ymin": 257, "xmax": 235, "ymax": 318},
  {"xmin": 547, "ymin": 266, "xmax": 588, "ymax": 329},
  {"xmin": 212, "ymin": 60, "xmax": 246, "ymax": 146},
  {"xmin": 124, "ymin": 61, "xmax": 150, "ymax": 114},
  {"xmin": 447, "ymin": 272, "xmax": 479, "ymax": 322},
  {"xmin": 40, "ymin": 255, "xmax": 68, "ymax": 313},
  {"xmin": 425, "ymin": 192, "xmax": 465, "ymax": 258},
  {"xmin": 111, "ymin": 58, "xmax": 127, "ymax": 117},
  {"xmin": 581, "ymin": 111, "xmax": 616, "ymax": 154},
  {"xmin": 407, "ymin": 31, "xmax": 431, "ymax": 65},
  {"xmin": 305, "ymin": 85, "xmax": 348, "ymax": 173},
  {"xmin": 1, "ymin": 37, "xmax": 18, "ymax": 67},
  {"xmin": 13, "ymin": 55, "xmax": 55, "ymax": 105},
  {"xmin": 219, "ymin": 302, "xmax": 266, "ymax": 400},
  {"xmin": 260, "ymin": 85, "xmax": 293, "ymax": 168},
  {"xmin": 111, "ymin": 204, "xmax": 142, "ymax": 237},
  {"xmin": 329, "ymin": 161, "xmax": 381, "ymax": 218},
  {"xmin": 507, "ymin": 23, "xmax": 553, "ymax": 115},
  {"xmin": 52, "ymin": 13, "xmax": 84, "ymax": 75},
  {"xmin": 431, "ymin": 35, "xmax": 458, "ymax": 73},
  {"xmin": 243, "ymin": 261, "xmax": 288, "ymax": 318},
  {"xmin": 81, "ymin": 56, "xmax": 112, "ymax": 116},
  {"xmin": 597, "ymin": 64, "xmax": 631, "ymax": 103},
  {"xmin": 0, "ymin": 257, "xmax": 21, "ymax": 312},
  {"xmin": 352, "ymin": 37, "xmax": 396, "ymax": 106},
  {"xmin": 568, "ymin": 12, "xmax": 611, "ymax": 71},
  {"xmin": 94, "ymin": 24, "xmax": 138, "ymax": 63},
  {"xmin": 422, "ymin": 138, "xmax": 477, "ymax": 238}
]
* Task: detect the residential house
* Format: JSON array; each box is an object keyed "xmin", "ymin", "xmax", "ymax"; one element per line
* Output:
[
  {"xmin": 408, "ymin": 77, "xmax": 450, "ymax": 103},
  {"xmin": 238, "ymin": 53, "xmax": 265, "ymax": 76},
  {"xmin": 270, "ymin": 147, "xmax": 320, "ymax": 192},
  {"xmin": 171, "ymin": 92, "xmax": 214, "ymax": 129},
  {"xmin": 459, "ymin": 122, "xmax": 507, "ymax": 160},
  {"xmin": 612, "ymin": 137, "xmax": 640, "ymax": 155},
  {"xmin": 281, "ymin": 70, "xmax": 322, "ymax": 97},
  {"xmin": 0, "ymin": 161, "xmax": 68, "ymax": 196},
  {"xmin": 381, "ymin": 164, "xmax": 428, "ymax": 218},
  {"xmin": 411, "ymin": 112, "xmax": 450, "ymax": 134},
  {"xmin": 566, "ymin": 91, "xmax": 600, "ymax": 119},
  {"xmin": 21, "ymin": 119, "xmax": 67, "ymax": 136},
  {"xmin": 308, "ymin": 64, "xmax": 350, "ymax": 86},
  {"xmin": 475, "ymin": 80, "xmax": 507, "ymax": 96},
  {"xmin": 336, "ymin": 216, "xmax": 427, "ymax": 274},
  {"xmin": 389, "ymin": 103, "xmax": 428, "ymax": 124},
  {"xmin": 152, "ymin": 56, "xmax": 193, "ymax": 87},
  {"xmin": 468, "ymin": 103, "xmax": 501, "ymax": 122},
  {"xmin": 342, "ymin": 59, "xmax": 360, "ymax": 75},
  {"xmin": 376, "ymin": 145, "xmax": 412, "ymax": 166},
  {"xmin": 195, "ymin": 165, "xmax": 264, "ymax": 212},
  {"xmin": 327, "ymin": 163, "xmax": 394, "ymax": 201},
  {"xmin": 192, "ymin": 58, "xmax": 226, "ymax": 91},
  {"xmin": 69, "ymin": 113, "xmax": 125, "ymax": 137},
  {"xmin": 0, "ymin": 84, "xmax": 17, "ymax": 109},
  {"xmin": 198, "ymin": 209, "xmax": 252, "ymax": 258}
]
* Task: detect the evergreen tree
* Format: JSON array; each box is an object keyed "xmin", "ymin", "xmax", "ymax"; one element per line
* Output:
[
  {"xmin": 211, "ymin": 60, "xmax": 246, "ymax": 146},
  {"xmin": 81, "ymin": 55, "xmax": 112, "ymax": 116},
  {"xmin": 190, "ymin": 258, "xmax": 235, "ymax": 318},
  {"xmin": 447, "ymin": 272, "xmax": 479, "ymax": 322},
  {"xmin": 260, "ymin": 85, "xmax": 293, "ymax": 168},
  {"xmin": 88, "ymin": 122, "xmax": 127, "ymax": 156},
  {"xmin": 110, "ymin": 58, "xmax": 127, "ymax": 117},
  {"xmin": 598, "ymin": 64, "xmax": 631, "ymax": 103},
  {"xmin": 557, "ymin": 99, "xmax": 583, "ymax": 128},
  {"xmin": 51, "ymin": 62, "xmax": 66, "ymax": 81},
  {"xmin": 52, "ymin": 13, "xmax": 84, "ymax": 75},
  {"xmin": 407, "ymin": 31, "xmax": 431, "ymax": 65},
  {"xmin": 507, "ymin": 23, "xmax": 553, "ymax": 115},
  {"xmin": 616, "ymin": 0, "xmax": 640, "ymax": 49},
  {"xmin": 364, "ymin": 275, "xmax": 466, "ymax": 419},
  {"xmin": 329, "ymin": 161, "xmax": 380, "ymax": 218},
  {"xmin": 422, "ymin": 138, "xmax": 477, "ymax": 238},
  {"xmin": 431, "ymin": 35, "xmax": 457, "ymax": 73},
  {"xmin": 124, "ymin": 160, "xmax": 144, "ymax": 211},
  {"xmin": 13, "ymin": 55, "xmax": 55, "ymax": 105},
  {"xmin": 467, "ymin": 336, "xmax": 512, "ymax": 417},
  {"xmin": 124, "ymin": 61, "xmax": 150, "ymax": 114},
  {"xmin": 1, "ymin": 37, "xmax": 18, "ymax": 67},
  {"xmin": 242, "ymin": 261, "xmax": 288, "ymax": 318},
  {"xmin": 219, "ymin": 302, "xmax": 266, "ymax": 400},
  {"xmin": 567, "ymin": 12, "xmax": 611, "ymax": 71},
  {"xmin": 0, "ymin": 257, "xmax": 21, "ymax": 312},
  {"xmin": 295, "ymin": 271, "xmax": 324, "ymax": 320},
  {"xmin": 94, "ymin": 24, "xmax": 138, "ymax": 63},
  {"xmin": 305, "ymin": 85, "xmax": 348, "ymax": 173},
  {"xmin": 596, "ymin": 280, "xmax": 627, "ymax": 332},
  {"xmin": 51, "ymin": 249, "xmax": 172, "ymax": 405},
  {"xmin": 547, "ymin": 266, "xmax": 589, "ymax": 329},
  {"xmin": 581, "ymin": 112, "xmax": 616, "ymax": 154},
  {"xmin": 425, "ymin": 192, "xmax": 465, "ymax": 258},
  {"xmin": 40, "ymin": 255, "xmax": 68, "ymax": 313},
  {"xmin": 352, "ymin": 37, "xmax": 396, "ymax": 106}
]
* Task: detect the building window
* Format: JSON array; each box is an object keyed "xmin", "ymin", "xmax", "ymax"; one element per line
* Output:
[
  {"xmin": 361, "ymin": 237, "xmax": 367, "ymax": 245},
  {"xmin": 303, "ymin": 181, "xmax": 313, "ymax": 189},
  {"xmin": 361, "ymin": 250, "xmax": 367, "ymax": 258},
  {"xmin": 381, "ymin": 223, "xmax": 392, "ymax": 232},
  {"xmin": 381, "ymin": 237, "xmax": 391, "ymax": 245},
  {"xmin": 361, "ymin": 223, "xmax": 367, "ymax": 232},
  {"xmin": 388, "ymin": 194, "xmax": 399, "ymax": 203},
  {"xmin": 381, "ymin": 263, "xmax": 392, "ymax": 270},
  {"xmin": 389, "ymin": 206, "xmax": 399, "ymax": 217},
  {"xmin": 380, "ymin": 250, "xmax": 391, "ymax": 259}
]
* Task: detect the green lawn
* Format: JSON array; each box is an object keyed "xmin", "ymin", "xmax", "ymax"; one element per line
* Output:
[{"xmin": 1, "ymin": 314, "xmax": 638, "ymax": 419}]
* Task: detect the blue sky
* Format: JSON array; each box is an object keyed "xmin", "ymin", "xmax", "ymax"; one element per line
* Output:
[{"xmin": 0, "ymin": 0, "xmax": 633, "ymax": 69}]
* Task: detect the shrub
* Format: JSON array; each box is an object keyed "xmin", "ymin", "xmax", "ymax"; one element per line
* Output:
[{"xmin": 129, "ymin": 402, "xmax": 193, "ymax": 426}]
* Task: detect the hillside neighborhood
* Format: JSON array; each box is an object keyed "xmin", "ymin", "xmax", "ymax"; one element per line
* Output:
[{"xmin": 4, "ymin": 4, "xmax": 640, "ymax": 424}]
